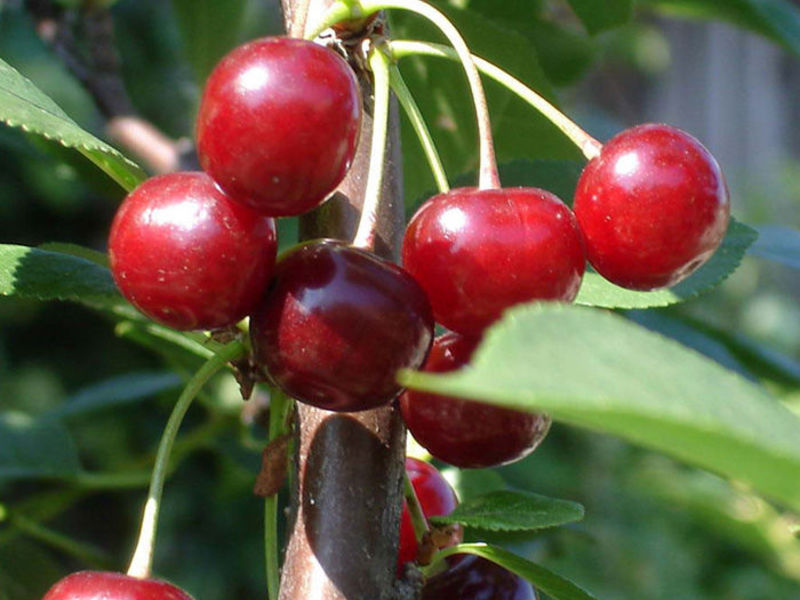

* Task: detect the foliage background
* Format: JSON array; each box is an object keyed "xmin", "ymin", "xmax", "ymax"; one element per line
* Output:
[{"xmin": 0, "ymin": 1, "xmax": 799, "ymax": 599}]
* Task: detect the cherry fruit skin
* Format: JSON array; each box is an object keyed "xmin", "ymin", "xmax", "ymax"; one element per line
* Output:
[
  {"xmin": 421, "ymin": 556, "xmax": 537, "ymax": 600},
  {"xmin": 573, "ymin": 123, "xmax": 730, "ymax": 290},
  {"xmin": 250, "ymin": 240, "xmax": 434, "ymax": 412},
  {"xmin": 403, "ymin": 187, "xmax": 585, "ymax": 336},
  {"xmin": 109, "ymin": 172, "xmax": 277, "ymax": 331},
  {"xmin": 401, "ymin": 333, "xmax": 551, "ymax": 469},
  {"xmin": 196, "ymin": 37, "xmax": 361, "ymax": 217},
  {"xmin": 41, "ymin": 571, "xmax": 193, "ymax": 600},
  {"xmin": 398, "ymin": 457, "xmax": 460, "ymax": 569}
]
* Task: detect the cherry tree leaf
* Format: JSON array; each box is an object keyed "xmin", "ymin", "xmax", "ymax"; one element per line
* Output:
[
  {"xmin": 566, "ymin": 0, "xmax": 634, "ymax": 34},
  {"xmin": 400, "ymin": 304, "xmax": 800, "ymax": 513},
  {"xmin": 0, "ymin": 412, "xmax": 81, "ymax": 482},
  {"xmin": 439, "ymin": 543, "xmax": 598, "ymax": 600},
  {"xmin": 575, "ymin": 219, "xmax": 757, "ymax": 309},
  {"xmin": 0, "ymin": 57, "xmax": 145, "ymax": 191},
  {"xmin": 748, "ymin": 225, "xmax": 800, "ymax": 270},
  {"xmin": 430, "ymin": 490, "xmax": 584, "ymax": 532}
]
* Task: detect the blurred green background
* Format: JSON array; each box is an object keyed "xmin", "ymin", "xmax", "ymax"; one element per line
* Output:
[{"xmin": 0, "ymin": 1, "xmax": 798, "ymax": 599}]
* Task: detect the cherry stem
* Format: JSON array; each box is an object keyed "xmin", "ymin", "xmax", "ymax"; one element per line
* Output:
[
  {"xmin": 388, "ymin": 62, "xmax": 449, "ymax": 193},
  {"xmin": 126, "ymin": 340, "xmax": 245, "ymax": 580},
  {"xmin": 307, "ymin": 0, "xmax": 500, "ymax": 189},
  {"xmin": 352, "ymin": 45, "xmax": 392, "ymax": 250},
  {"xmin": 403, "ymin": 471, "xmax": 430, "ymax": 543},
  {"xmin": 264, "ymin": 390, "xmax": 293, "ymax": 600},
  {"xmin": 390, "ymin": 40, "xmax": 604, "ymax": 161},
  {"xmin": 291, "ymin": 0, "xmax": 313, "ymax": 37}
]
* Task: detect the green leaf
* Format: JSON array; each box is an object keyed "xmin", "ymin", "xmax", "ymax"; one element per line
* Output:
[
  {"xmin": 566, "ymin": 0, "xmax": 634, "ymax": 34},
  {"xmin": 400, "ymin": 304, "xmax": 800, "ymax": 513},
  {"xmin": 170, "ymin": 0, "xmax": 248, "ymax": 83},
  {"xmin": 748, "ymin": 225, "xmax": 800, "ymax": 270},
  {"xmin": 0, "ymin": 57, "xmax": 145, "ymax": 191},
  {"xmin": 430, "ymin": 490, "xmax": 584, "ymax": 532},
  {"xmin": 37, "ymin": 242, "xmax": 110, "ymax": 267},
  {"xmin": 642, "ymin": 0, "xmax": 800, "ymax": 57},
  {"xmin": 575, "ymin": 219, "xmax": 758, "ymax": 309},
  {"xmin": 0, "ymin": 244, "xmax": 123, "ymax": 310},
  {"xmin": 391, "ymin": 2, "xmax": 581, "ymax": 205},
  {"xmin": 0, "ymin": 411, "xmax": 81, "ymax": 481},
  {"xmin": 438, "ymin": 543, "xmax": 598, "ymax": 600},
  {"xmin": 47, "ymin": 371, "xmax": 182, "ymax": 420}
]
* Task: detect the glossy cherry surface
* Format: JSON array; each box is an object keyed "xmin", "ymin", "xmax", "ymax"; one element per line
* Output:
[
  {"xmin": 42, "ymin": 571, "xmax": 193, "ymax": 600},
  {"xmin": 401, "ymin": 333, "xmax": 551, "ymax": 468},
  {"xmin": 250, "ymin": 240, "xmax": 434, "ymax": 412},
  {"xmin": 422, "ymin": 556, "xmax": 537, "ymax": 600},
  {"xmin": 398, "ymin": 457, "xmax": 460, "ymax": 569},
  {"xmin": 196, "ymin": 37, "xmax": 361, "ymax": 217},
  {"xmin": 109, "ymin": 172, "xmax": 277, "ymax": 331},
  {"xmin": 573, "ymin": 123, "xmax": 730, "ymax": 290},
  {"xmin": 403, "ymin": 187, "xmax": 585, "ymax": 336}
]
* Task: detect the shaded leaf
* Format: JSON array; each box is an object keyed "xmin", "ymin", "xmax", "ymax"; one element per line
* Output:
[
  {"xmin": 400, "ymin": 304, "xmax": 800, "ymax": 512},
  {"xmin": 0, "ymin": 57, "xmax": 145, "ymax": 191},
  {"xmin": 47, "ymin": 371, "xmax": 182, "ymax": 420},
  {"xmin": 566, "ymin": 0, "xmax": 634, "ymax": 34},
  {"xmin": 0, "ymin": 411, "xmax": 81, "ymax": 481},
  {"xmin": 575, "ymin": 219, "xmax": 758, "ymax": 309},
  {"xmin": 430, "ymin": 490, "xmax": 584, "ymax": 531}
]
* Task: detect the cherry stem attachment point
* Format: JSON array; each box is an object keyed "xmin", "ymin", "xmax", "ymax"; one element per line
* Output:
[
  {"xmin": 126, "ymin": 340, "xmax": 245, "ymax": 580},
  {"xmin": 390, "ymin": 40, "xmax": 604, "ymax": 161},
  {"xmin": 353, "ymin": 45, "xmax": 392, "ymax": 250},
  {"xmin": 389, "ymin": 62, "xmax": 450, "ymax": 194},
  {"xmin": 403, "ymin": 470, "xmax": 430, "ymax": 542}
]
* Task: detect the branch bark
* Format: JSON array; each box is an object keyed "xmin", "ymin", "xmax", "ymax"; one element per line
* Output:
[{"xmin": 278, "ymin": 2, "xmax": 409, "ymax": 599}]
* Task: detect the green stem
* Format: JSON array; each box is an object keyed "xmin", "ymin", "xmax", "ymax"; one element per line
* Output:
[
  {"xmin": 264, "ymin": 391, "xmax": 293, "ymax": 600},
  {"xmin": 308, "ymin": 0, "xmax": 500, "ymax": 189},
  {"xmin": 388, "ymin": 62, "xmax": 449, "ymax": 194},
  {"xmin": 9, "ymin": 512, "xmax": 111, "ymax": 568},
  {"xmin": 403, "ymin": 470, "xmax": 430, "ymax": 542},
  {"xmin": 421, "ymin": 542, "xmax": 484, "ymax": 577},
  {"xmin": 353, "ymin": 46, "xmax": 392, "ymax": 249},
  {"xmin": 126, "ymin": 340, "xmax": 245, "ymax": 579},
  {"xmin": 390, "ymin": 40, "xmax": 604, "ymax": 161}
]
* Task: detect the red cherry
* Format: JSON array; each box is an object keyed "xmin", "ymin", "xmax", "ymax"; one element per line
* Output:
[
  {"xmin": 398, "ymin": 457, "xmax": 460, "ymax": 570},
  {"xmin": 573, "ymin": 123, "xmax": 730, "ymax": 290},
  {"xmin": 196, "ymin": 37, "xmax": 361, "ymax": 217},
  {"xmin": 109, "ymin": 172, "xmax": 277, "ymax": 331},
  {"xmin": 41, "ymin": 571, "xmax": 192, "ymax": 600},
  {"xmin": 401, "ymin": 333, "xmax": 550, "ymax": 469},
  {"xmin": 402, "ymin": 187, "xmax": 585, "ymax": 336},
  {"xmin": 421, "ymin": 556, "xmax": 537, "ymax": 600},
  {"xmin": 250, "ymin": 240, "xmax": 434, "ymax": 412}
]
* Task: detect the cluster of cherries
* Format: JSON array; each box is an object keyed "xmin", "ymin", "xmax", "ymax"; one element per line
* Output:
[{"xmin": 45, "ymin": 21, "xmax": 730, "ymax": 600}]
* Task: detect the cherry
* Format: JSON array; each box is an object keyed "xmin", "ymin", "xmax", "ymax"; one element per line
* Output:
[
  {"xmin": 109, "ymin": 172, "xmax": 277, "ymax": 331},
  {"xmin": 250, "ymin": 240, "xmax": 434, "ymax": 412},
  {"xmin": 400, "ymin": 333, "xmax": 550, "ymax": 469},
  {"xmin": 573, "ymin": 123, "xmax": 730, "ymax": 290},
  {"xmin": 402, "ymin": 187, "xmax": 585, "ymax": 336},
  {"xmin": 196, "ymin": 37, "xmax": 361, "ymax": 217},
  {"xmin": 398, "ymin": 457, "xmax": 460, "ymax": 570},
  {"xmin": 41, "ymin": 571, "xmax": 192, "ymax": 600},
  {"xmin": 421, "ymin": 556, "xmax": 537, "ymax": 600}
]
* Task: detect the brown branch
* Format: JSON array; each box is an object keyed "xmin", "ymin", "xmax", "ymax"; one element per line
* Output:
[
  {"xmin": 278, "ymin": 3, "xmax": 411, "ymax": 599},
  {"xmin": 25, "ymin": 0, "xmax": 184, "ymax": 174}
]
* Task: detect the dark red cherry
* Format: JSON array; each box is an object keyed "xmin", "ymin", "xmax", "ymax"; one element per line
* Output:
[
  {"xmin": 196, "ymin": 37, "xmax": 361, "ymax": 217},
  {"xmin": 250, "ymin": 240, "xmax": 434, "ymax": 412},
  {"xmin": 398, "ymin": 457, "xmax": 460, "ymax": 570},
  {"xmin": 402, "ymin": 187, "xmax": 585, "ymax": 336},
  {"xmin": 422, "ymin": 556, "xmax": 537, "ymax": 600},
  {"xmin": 401, "ymin": 333, "xmax": 550, "ymax": 469},
  {"xmin": 573, "ymin": 123, "xmax": 730, "ymax": 290},
  {"xmin": 109, "ymin": 172, "xmax": 277, "ymax": 331},
  {"xmin": 41, "ymin": 571, "xmax": 192, "ymax": 600}
]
